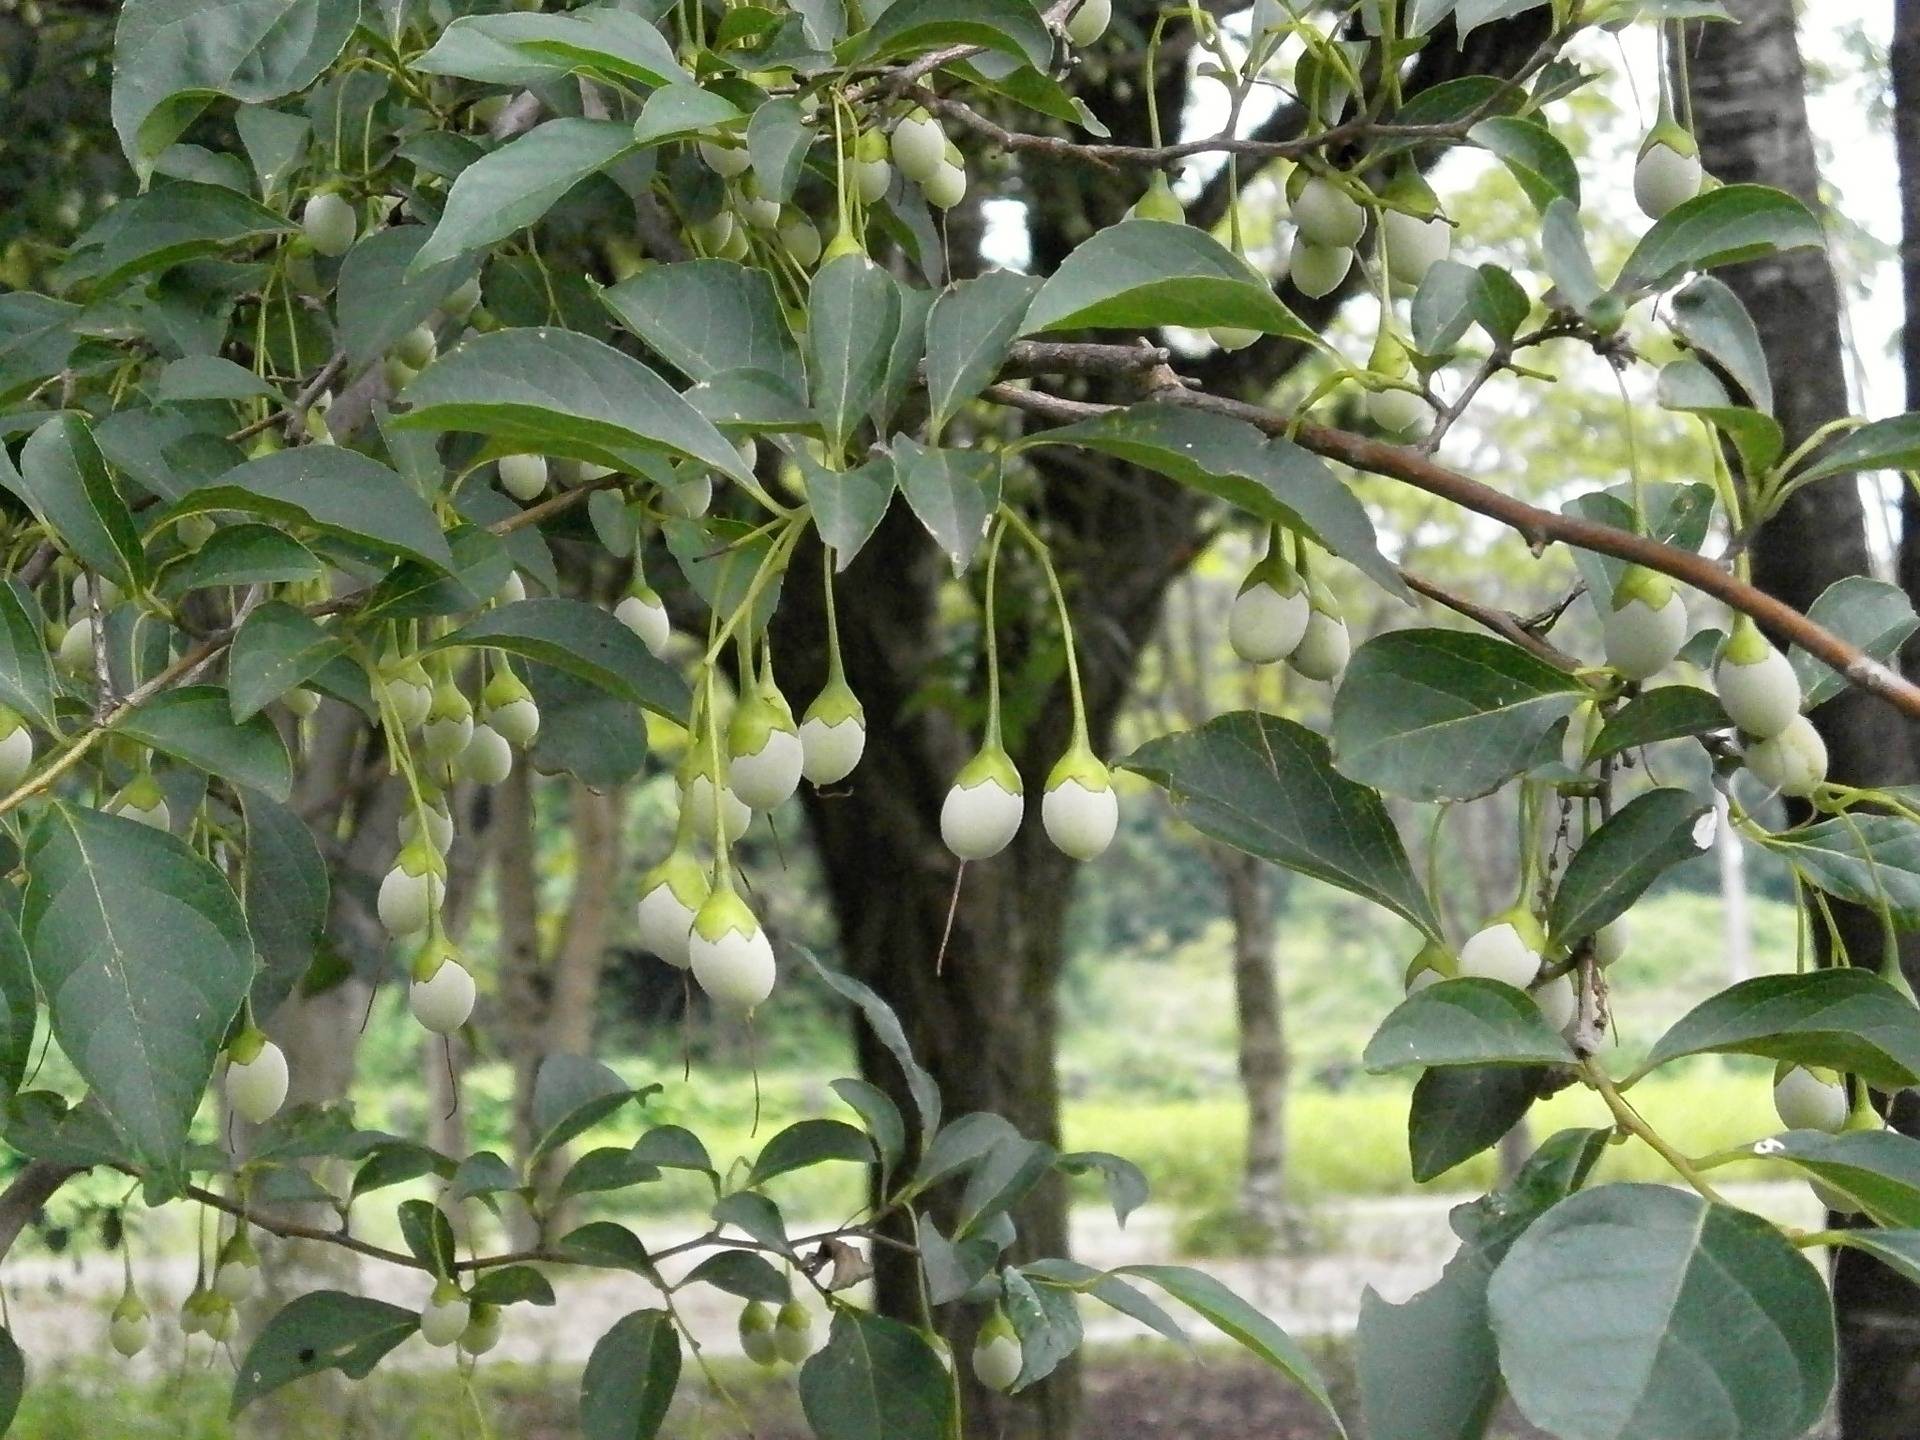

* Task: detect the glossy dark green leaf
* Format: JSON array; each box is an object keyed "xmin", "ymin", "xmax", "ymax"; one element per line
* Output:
[
  {"xmin": 1021, "ymin": 403, "xmax": 1407, "ymax": 598},
  {"xmin": 1670, "ymin": 275, "xmax": 1772, "ymax": 411},
  {"xmin": 924, "ymin": 270, "xmax": 1044, "ymax": 435},
  {"xmin": 231, "ymin": 1292, "xmax": 418, "ymax": 1414},
  {"xmin": 892, "ymin": 438, "xmax": 999, "ymax": 573},
  {"xmin": 1549, "ymin": 787, "xmax": 1713, "ymax": 943},
  {"xmin": 153, "ymin": 355, "xmax": 279, "ymax": 404},
  {"xmin": 580, "ymin": 1309, "xmax": 680, "ymax": 1440},
  {"xmin": 1488, "ymin": 1184, "xmax": 1833, "ymax": 1440},
  {"xmin": 955, "ymin": 1134, "xmax": 1056, "ymax": 1237},
  {"xmin": 1003, "ymin": 1268, "xmax": 1082, "ymax": 1390},
  {"xmin": 1767, "ymin": 813, "xmax": 1920, "ymax": 925},
  {"xmin": 115, "ymin": 686, "xmax": 294, "ymax": 800},
  {"xmin": 1331, "ymin": 629, "xmax": 1585, "ymax": 802},
  {"xmin": 1591, "ymin": 685, "xmax": 1729, "ymax": 760},
  {"xmin": 338, "ymin": 227, "xmax": 480, "ymax": 365},
  {"xmin": 426, "ymin": 597, "xmax": 689, "ymax": 722},
  {"xmin": 414, "ymin": 120, "xmax": 638, "ymax": 272},
  {"xmin": 1058, "ymin": 1150, "xmax": 1149, "ymax": 1226},
  {"xmin": 524, "ymin": 663, "xmax": 649, "ymax": 787},
  {"xmin": 799, "ymin": 1310, "xmax": 954, "ymax": 1440},
  {"xmin": 226, "ymin": 602, "xmax": 344, "ymax": 721},
  {"xmin": 632, "ymin": 1124, "xmax": 715, "ymax": 1175},
  {"xmin": 1365, "ymin": 979, "xmax": 1577, "ymax": 1072},
  {"xmin": 1468, "ymin": 117, "xmax": 1579, "ymax": 211},
  {"xmin": 851, "ymin": 0, "xmax": 1051, "ymax": 69},
  {"xmin": 1757, "ymin": 1130, "xmax": 1920, "ymax": 1226},
  {"xmin": 749, "ymin": 1118, "xmax": 874, "ymax": 1186},
  {"xmin": 1795, "ymin": 413, "xmax": 1920, "ymax": 484},
  {"xmin": 0, "ymin": 582, "xmax": 58, "ymax": 731},
  {"xmin": 399, "ymin": 328, "xmax": 752, "ymax": 485},
  {"xmin": 601, "ymin": 260, "xmax": 805, "ymax": 391},
  {"xmin": 112, "ymin": 0, "xmax": 357, "ymax": 177},
  {"xmin": 74, "ymin": 181, "xmax": 295, "ymax": 290},
  {"xmin": 1408, "ymin": 1064, "xmax": 1542, "ymax": 1183},
  {"xmin": 832, "ymin": 1077, "xmax": 906, "ymax": 1172},
  {"xmin": 1615, "ymin": 184, "xmax": 1825, "ymax": 295},
  {"xmin": 413, "ymin": 9, "xmax": 686, "ymax": 89},
  {"xmin": 807, "ymin": 253, "xmax": 902, "ymax": 456},
  {"xmin": 1023, "ymin": 221, "xmax": 1312, "ymax": 340},
  {"xmin": 13, "ymin": 414, "xmax": 146, "ymax": 589},
  {"xmin": 529, "ymin": 1054, "xmax": 645, "ymax": 1160},
  {"xmin": 711, "ymin": 1190, "xmax": 793, "ymax": 1257},
  {"xmin": 681, "ymin": 1251, "xmax": 790, "ymax": 1304},
  {"xmin": 241, "ymin": 787, "xmax": 328, "ymax": 1018},
  {"xmin": 1125, "ymin": 710, "xmax": 1441, "ymax": 938},
  {"xmin": 469, "ymin": 1265, "xmax": 557, "ymax": 1307},
  {"xmin": 1410, "ymin": 259, "xmax": 1530, "ymax": 356},
  {"xmin": 791, "ymin": 945, "xmax": 939, "ymax": 1148},
  {"xmin": 802, "ymin": 452, "xmax": 895, "ymax": 568},
  {"xmin": 631, "ymin": 83, "xmax": 746, "ymax": 147},
  {"xmin": 0, "ymin": 913, "xmax": 38, "ymax": 1102},
  {"xmin": 1635, "ymin": 969, "xmax": 1920, "ymax": 1088},
  {"xmin": 1656, "ymin": 358, "xmax": 1785, "ymax": 477},
  {"xmin": 166, "ymin": 448, "xmax": 455, "ymax": 572},
  {"xmin": 746, "ymin": 97, "xmax": 811, "ymax": 202},
  {"xmin": 22, "ymin": 803, "xmax": 253, "ymax": 1186},
  {"xmin": 1562, "ymin": 481, "xmax": 1717, "ymax": 605},
  {"xmin": 1540, "ymin": 196, "xmax": 1603, "ymax": 313},
  {"xmin": 1787, "ymin": 576, "xmax": 1919, "ymax": 707}
]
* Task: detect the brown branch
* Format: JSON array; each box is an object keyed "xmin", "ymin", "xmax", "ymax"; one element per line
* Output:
[
  {"xmin": 0, "ymin": 1160, "xmax": 83, "ymax": 1262},
  {"xmin": 1397, "ymin": 567, "xmax": 1580, "ymax": 670}
]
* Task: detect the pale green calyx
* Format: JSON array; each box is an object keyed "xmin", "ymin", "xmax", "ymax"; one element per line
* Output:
[
  {"xmin": 1130, "ymin": 173, "xmax": 1185, "ymax": 224},
  {"xmin": 855, "ymin": 128, "xmax": 888, "ymax": 163},
  {"xmin": 1382, "ymin": 162, "xmax": 1441, "ymax": 220},
  {"xmin": 729, "ymin": 683, "xmax": 799, "ymax": 759},
  {"xmin": 956, "ymin": 743, "xmax": 1023, "ymax": 796},
  {"xmin": 397, "ymin": 838, "xmax": 446, "ymax": 881},
  {"xmin": 1306, "ymin": 577, "xmax": 1341, "ymax": 619},
  {"xmin": 1367, "ymin": 327, "xmax": 1412, "ymax": 385},
  {"xmin": 428, "ymin": 679, "xmax": 472, "ymax": 723},
  {"xmin": 693, "ymin": 885, "xmax": 760, "ymax": 943},
  {"xmin": 1405, "ymin": 938, "xmax": 1458, "ymax": 984},
  {"xmin": 1640, "ymin": 116, "xmax": 1699, "ymax": 161},
  {"xmin": 1720, "ymin": 614, "xmax": 1771, "ymax": 668},
  {"xmin": 112, "ymin": 1289, "xmax": 148, "ymax": 1323},
  {"xmin": 804, "ymin": 677, "xmax": 864, "ymax": 727},
  {"xmin": 1045, "ymin": 744, "xmax": 1112, "ymax": 793},
  {"xmin": 482, "ymin": 667, "xmax": 533, "ymax": 711},
  {"xmin": 1773, "ymin": 1059, "xmax": 1841, "ymax": 1087},
  {"xmin": 119, "ymin": 773, "xmax": 165, "ymax": 811},
  {"xmin": 1244, "ymin": 550, "xmax": 1304, "ymax": 599},
  {"xmin": 0, "ymin": 705, "xmax": 22, "ymax": 740},
  {"xmin": 1610, "ymin": 565, "xmax": 1673, "ymax": 613},
  {"xmin": 647, "ymin": 847, "xmax": 710, "ymax": 910},
  {"xmin": 979, "ymin": 1305, "xmax": 1016, "ymax": 1344},
  {"xmin": 228, "ymin": 1026, "xmax": 270, "ymax": 1066},
  {"xmin": 1494, "ymin": 904, "xmax": 1548, "ymax": 954},
  {"xmin": 410, "ymin": 934, "xmax": 461, "ymax": 985},
  {"xmin": 431, "ymin": 1277, "xmax": 463, "ymax": 1306}
]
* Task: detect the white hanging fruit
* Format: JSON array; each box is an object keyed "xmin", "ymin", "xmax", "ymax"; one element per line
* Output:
[
  {"xmin": 1291, "ymin": 174, "xmax": 1366, "ymax": 249},
  {"xmin": 773, "ymin": 1301, "xmax": 816, "ymax": 1363},
  {"xmin": 1743, "ymin": 714, "xmax": 1827, "ymax": 798},
  {"xmin": 1713, "ymin": 617, "xmax": 1800, "ymax": 740},
  {"xmin": 57, "ymin": 615, "xmax": 94, "ymax": 675},
  {"xmin": 698, "ymin": 138, "xmax": 752, "ymax": 178},
  {"xmin": 227, "ymin": 1032, "xmax": 290, "ymax": 1124},
  {"xmin": 1457, "ymin": 909, "xmax": 1546, "ymax": 989},
  {"xmin": 681, "ymin": 759, "xmax": 752, "ymax": 843},
  {"xmin": 1592, "ymin": 915, "xmax": 1629, "ymax": 967},
  {"xmin": 481, "ymin": 668, "xmax": 541, "ymax": 747},
  {"xmin": 302, "ymin": 191, "xmax": 358, "ymax": 257},
  {"xmin": 1602, "ymin": 567, "xmax": 1688, "ymax": 681},
  {"xmin": 688, "ymin": 886, "xmax": 778, "ymax": 1013},
  {"xmin": 1633, "ymin": 120, "xmax": 1703, "ymax": 220},
  {"xmin": 409, "ymin": 943, "xmax": 477, "ymax": 1034},
  {"xmin": 972, "ymin": 1308, "xmax": 1024, "ymax": 1392},
  {"xmin": 1041, "ymin": 747, "xmax": 1120, "ymax": 861},
  {"xmin": 778, "ymin": 209, "xmax": 822, "ymax": 267},
  {"xmin": 636, "ymin": 846, "xmax": 709, "ymax": 969},
  {"xmin": 1228, "ymin": 551, "xmax": 1309, "ymax": 665},
  {"xmin": 109, "ymin": 774, "xmax": 171, "ymax": 831},
  {"xmin": 386, "ymin": 660, "xmax": 435, "ymax": 729},
  {"xmin": 400, "ymin": 796, "xmax": 455, "ymax": 856},
  {"xmin": 1773, "ymin": 1062, "xmax": 1848, "ymax": 1133},
  {"xmin": 1288, "ymin": 236, "xmax": 1353, "ymax": 299},
  {"xmin": 1532, "ymin": 971, "xmax": 1578, "ymax": 1032},
  {"xmin": 109, "ymin": 1290, "xmax": 151, "ymax": 1358},
  {"xmin": 940, "ymin": 745, "xmax": 1025, "ymax": 860},
  {"xmin": 1290, "ymin": 586, "xmax": 1350, "ymax": 682},
  {"xmin": 0, "ymin": 708, "xmax": 34, "ymax": 791},
  {"xmin": 800, "ymin": 680, "xmax": 867, "ymax": 785},
  {"xmin": 891, "ymin": 109, "xmax": 947, "ymax": 185},
  {"xmin": 1403, "ymin": 940, "xmax": 1456, "ymax": 993},
  {"xmin": 497, "ymin": 453, "xmax": 548, "ymax": 501},
  {"xmin": 661, "ymin": 472, "xmax": 713, "ymax": 519},
  {"xmin": 1210, "ymin": 326, "xmax": 1260, "ymax": 352},
  {"xmin": 615, "ymin": 587, "xmax": 673, "ymax": 658},
  {"xmin": 213, "ymin": 1233, "xmax": 261, "ymax": 1303},
  {"xmin": 460, "ymin": 1303, "xmax": 504, "ymax": 1356},
  {"xmin": 728, "ymin": 682, "xmax": 805, "ymax": 811},
  {"xmin": 379, "ymin": 842, "xmax": 445, "ymax": 937},
  {"xmin": 923, "ymin": 156, "xmax": 967, "ymax": 210},
  {"xmin": 458, "ymin": 723, "xmax": 514, "ymax": 786},
  {"xmin": 420, "ymin": 679, "xmax": 475, "ymax": 762},
  {"xmin": 1065, "ymin": 0, "xmax": 1111, "ymax": 46},
  {"xmin": 420, "ymin": 1279, "xmax": 471, "ymax": 1347}
]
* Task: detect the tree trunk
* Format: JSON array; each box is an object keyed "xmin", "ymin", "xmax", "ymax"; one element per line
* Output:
[
  {"xmin": 1215, "ymin": 846, "xmax": 1288, "ymax": 1228},
  {"xmin": 1690, "ymin": 7, "xmax": 1920, "ymax": 1434}
]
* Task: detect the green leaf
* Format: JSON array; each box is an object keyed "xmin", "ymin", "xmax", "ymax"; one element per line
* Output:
[
  {"xmin": 579, "ymin": 1308, "xmax": 680, "ymax": 1440},
  {"xmin": 0, "ymin": 1325, "xmax": 19, "ymax": 1433},
  {"xmin": 426, "ymin": 598, "xmax": 689, "ymax": 722},
  {"xmin": 1540, "ymin": 197, "xmax": 1603, "ymax": 313},
  {"xmin": 22, "ymin": 803, "xmax": 254, "ymax": 1186},
  {"xmin": 231, "ymin": 1292, "xmax": 419, "ymax": 1414},
  {"xmin": 681, "ymin": 1251, "xmax": 790, "ymax": 1303},
  {"xmin": 398, "ymin": 1198, "xmax": 458, "ymax": 1272},
  {"xmin": 1058, "ymin": 1150, "xmax": 1149, "ymax": 1226},
  {"xmin": 556, "ymin": 1220, "xmax": 656, "ymax": 1272},
  {"xmin": 1366, "ymin": 979, "xmax": 1576, "ymax": 1072},
  {"xmin": 1656, "ymin": 358, "xmax": 1785, "ymax": 477},
  {"xmin": 1023, "ymin": 221, "xmax": 1313, "ymax": 340},
  {"xmin": 711, "ymin": 1190, "xmax": 793, "ymax": 1257},
  {"xmin": 832, "ymin": 1077, "xmax": 906, "ymax": 1173},
  {"xmin": 413, "ymin": 119, "xmax": 638, "ymax": 273},
  {"xmin": 1003, "ymin": 1268, "xmax": 1082, "ymax": 1390},
  {"xmin": 1021, "ymin": 1258, "xmax": 1191, "ymax": 1349},
  {"xmin": 1468, "ymin": 117, "xmax": 1579, "ymax": 211},
  {"xmin": 791, "ymin": 946, "xmax": 939, "ymax": 1140},
  {"xmin": 746, "ymin": 97, "xmax": 812, "ymax": 203},
  {"xmin": 1455, "ymin": 0, "xmax": 1550, "ymax": 39},
  {"xmin": 557, "ymin": 1146, "xmax": 660, "ymax": 1200},
  {"xmin": 525, "ymin": 663, "xmax": 648, "ymax": 787},
  {"xmin": 240, "ymin": 788, "xmax": 328, "ymax": 1017},
  {"xmin": 798, "ymin": 1311, "xmax": 954, "ymax": 1440},
  {"xmin": 413, "ymin": 9, "xmax": 686, "ymax": 89},
  {"xmin": 161, "ymin": 525, "xmax": 325, "ymax": 599},
  {"xmin": 469, "ymin": 1265, "xmax": 557, "ymax": 1308},
  {"xmin": 807, "ymin": 253, "xmax": 903, "ymax": 456},
  {"xmin": 166, "ymin": 448, "xmax": 456, "ymax": 572},
  {"xmin": 112, "ymin": 0, "xmax": 357, "ymax": 177},
  {"xmin": 1331, "ymin": 629, "xmax": 1584, "ymax": 802},
  {"xmin": 1755, "ymin": 1130, "xmax": 1920, "ymax": 1226},
  {"xmin": 337, "ymin": 227, "xmax": 481, "ymax": 365},
  {"xmin": 398, "ymin": 328, "xmax": 753, "ymax": 486},
  {"xmin": 1489, "ymin": 1184, "xmax": 1833, "ymax": 1440},
  {"xmin": 226, "ymin": 602, "xmax": 344, "ymax": 722},
  {"xmin": 0, "ymin": 582, "xmax": 58, "ymax": 731},
  {"xmin": 850, "ymin": 0, "xmax": 1052, "ymax": 70},
  {"xmin": 530, "ymin": 1054, "xmax": 646, "ymax": 1160},
  {"xmin": 892, "ymin": 438, "xmax": 1000, "ymax": 573},
  {"xmin": 1830, "ymin": 1229, "xmax": 1920, "ymax": 1290},
  {"xmin": 0, "ymin": 295, "xmax": 80, "ymax": 404},
  {"xmin": 924, "ymin": 270, "xmax": 1044, "ymax": 435},
  {"xmin": 1408, "ymin": 1065, "xmax": 1543, "ymax": 1184},
  {"xmin": 153, "ymin": 356, "xmax": 280, "ymax": 404},
  {"xmin": 1562, "ymin": 481, "xmax": 1717, "ymax": 605},
  {"xmin": 1548, "ymin": 788, "xmax": 1713, "ymax": 944},
  {"xmin": 631, "ymin": 83, "xmax": 746, "ymax": 148},
  {"xmin": 1411, "ymin": 259, "xmax": 1530, "ymax": 356},
  {"xmin": 801, "ymin": 453, "xmax": 895, "ymax": 569},
  {"xmin": 601, "ymin": 260, "xmax": 805, "ymax": 392},
  {"xmin": 13, "ymin": 415, "xmax": 146, "ymax": 590},
  {"xmin": 1615, "ymin": 184, "xmax": 1825, "ymax": 295},
  {"xmin": 1020, "ymin": 404, "xmax": 1407, "ymax": 599},
  {"xmin": 954, "ymin": 1135, "xmax": 1057, "ymax": 1237},
  {"xmin": 1591, "ymin": 685, "xmax": 1729, "ymax": 760},
  {"xmin": 0, "ymin": 913, "xmax": 37, "ymax": 1102},
  {"xmin": 114, "ymin": 686, "xmax": 294, "ymax": 801},
  {"xmin": 750, "ymin": 1118, "xmax": 874, "ymax": 1186},
  {"xmin": 1635, "ymin": 969, "xmax": 1920, "ymax": 1088},
  {"xmin": 1787, "ymin": 576, "xmax": 1919, "ymax": 708},
  {"xmin": 1766, "ymin": 813, "xmax": 1920, "ymax": 926},
  {"xmin": 1795, "ymin": 413, "xmax": 1920, "ymax": 484},
  {"xmin": 1670, "ymin": 275, "xmax": 1772, "ymax": 411},
  {"xmin": 75, "ymin": 180, "xmax": 295, "ymax": 291},
  {"xmin": 1124, "ymin": 711, "xmax": 1441, "ymax": 939},
  {"xmin": 877, "ymin": 283, "xmax": 933, "ymax": 432},
  {"xmin": 632, "ymin": 1124, "xmax": 715, "ymax": 1175},
  {"xmin": 1115, "ymin": 1266, "xmax": 1344, "ymax": 1431}
]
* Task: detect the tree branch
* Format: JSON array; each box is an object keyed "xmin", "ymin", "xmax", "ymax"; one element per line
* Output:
[{"xmin": 0, "ymin": 1160, "xmax": 82, "ymax": 1262}]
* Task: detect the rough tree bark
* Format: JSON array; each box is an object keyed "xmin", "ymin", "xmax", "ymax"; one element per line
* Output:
[{"xmin": 1689, "ymin": 6, "xmax": 1920, "ymax": 1434}]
